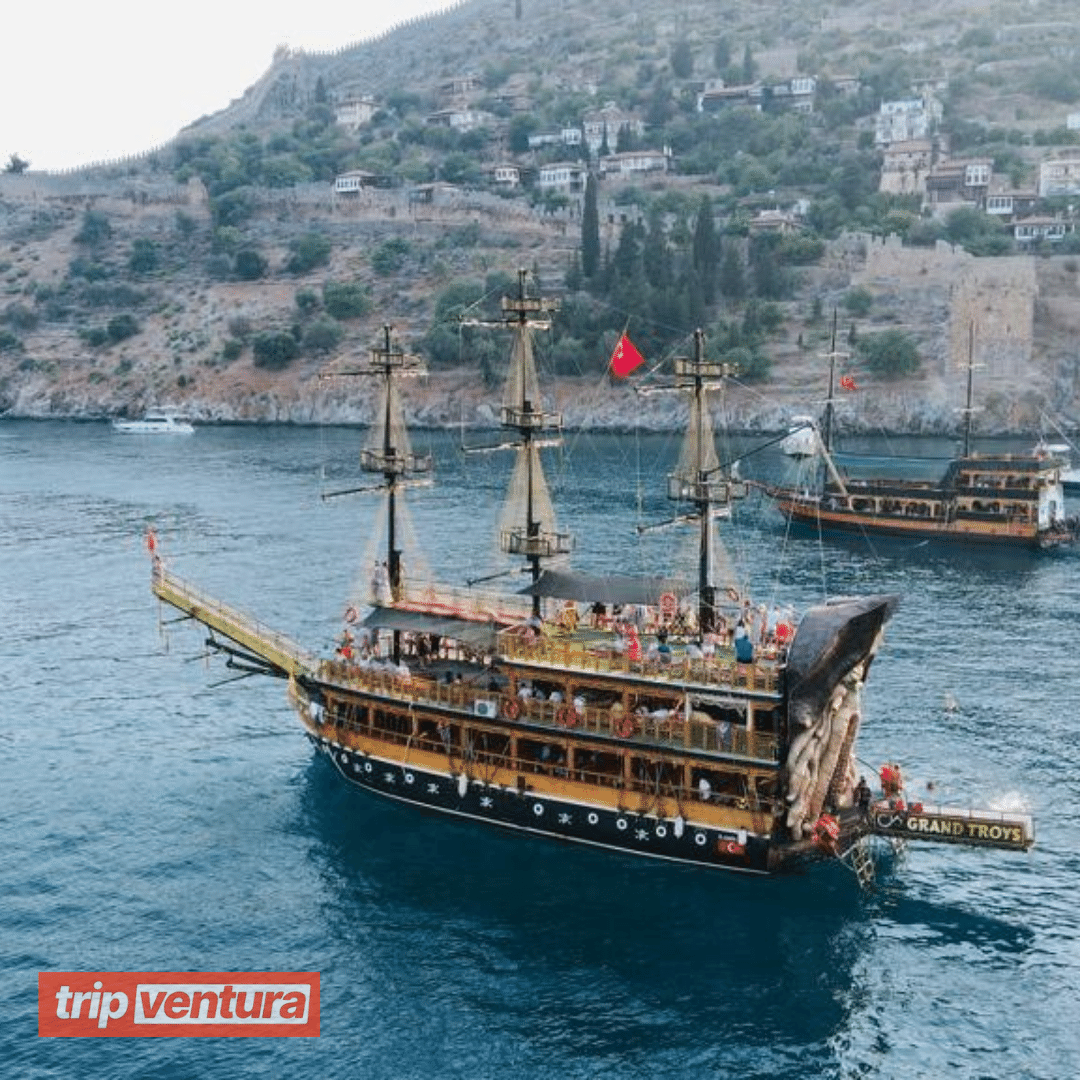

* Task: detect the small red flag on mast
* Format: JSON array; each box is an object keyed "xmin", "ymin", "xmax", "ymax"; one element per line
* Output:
[
  {"xmin": 610, "ymin": 333, "xmax": 645, "ymax": 377},
  {"xmin": 839, "ymin": 374, "xmax": 858, "ymax": 391}
]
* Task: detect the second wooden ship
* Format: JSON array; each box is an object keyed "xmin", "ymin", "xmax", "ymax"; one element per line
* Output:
[{"xmin": 764, "ymin": 332, "xmax": 1078, "ymax": 550}]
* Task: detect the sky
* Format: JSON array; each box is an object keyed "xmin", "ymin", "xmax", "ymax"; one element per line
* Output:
[{"xmin": 3, "ymin": 1, "xmax": 451, "ymax": 173}]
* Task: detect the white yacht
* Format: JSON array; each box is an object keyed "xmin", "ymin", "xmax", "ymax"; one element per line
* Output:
[
  {"xmin": 1034, "ymin": 439, "xmax": 1080, "ymax": 492},
  {"xmin": 112, "ymin": 411, "xmax": 195, "ymax": 435},
  {"xmin": 779, "ymin": 415, "xmax": 818, "ymax": 458}
]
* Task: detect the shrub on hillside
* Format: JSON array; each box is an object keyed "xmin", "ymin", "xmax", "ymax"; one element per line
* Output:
[
  {"xmin": 107, "ymin": 313, "xmax": 140, "ymax": 343},
  {"xmin": 322, "ymin": 281, "xmax": 369, "ymax": 320},
  {"xmin": 858, "ymin": 329, "xmax": 920, "ymax": 379},
  {"xmin": 287, "ymin": 233, "xmax": 332, "ymax": 274},
  {"xmin": 253, "ymin": 331, "xmax": 300, "ymax": 369}
]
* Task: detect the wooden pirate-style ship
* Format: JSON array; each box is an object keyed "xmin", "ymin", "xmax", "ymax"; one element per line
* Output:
[
  {"xmin": 151, "ymin": 272, "xmax": 1033, "ymax": 883},
  {"xmin": 764, "ymin": 330, "xmax": 1077, "ymax": 551}
]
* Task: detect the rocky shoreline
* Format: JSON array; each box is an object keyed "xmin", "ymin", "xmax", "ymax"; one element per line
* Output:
[{"xmin": 1, "ymin": 370, "xmax": 1065, "ymax": 438}]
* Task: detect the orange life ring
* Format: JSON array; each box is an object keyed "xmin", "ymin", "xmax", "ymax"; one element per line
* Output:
[
  {"xmin": 344, "ymin": 606, "xmax": 358, "ymax": 624},
  {"xmin": 557, "ymin": 704, "xmax": 577, "ymax": 728},
  {"xmin": 502, "ymin": 697, "xmax": 521, "ymax": 720},
  {"xmin": 614, "ymin": 712, "xmax": 635, "ymax": 739}
]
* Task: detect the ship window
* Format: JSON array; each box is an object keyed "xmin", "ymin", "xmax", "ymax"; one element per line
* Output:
[
  {"xmin": 692, "ymin": 768, "xmax": 748, "ymax": 807},
  {"xmin": 371, "ymin": 707, "xmax": 412, "ymax": 744},
  {"xmin": 518, "ymin": 737, "xmax": 567, "ymax": 776},
  {"xmin": 574, "ymin": 749, "xmax": 623, "ymax": 786},
  {"xmin": 754, "ymin": 706, "xmax": 781, "ymax": 734},
  {"xmin": 630, "ymin": 756, "xmax": 683, "ymax": 794},
  {"xmin": 474, "ymin": 731, "xmax": 512, "ymax": 767}
]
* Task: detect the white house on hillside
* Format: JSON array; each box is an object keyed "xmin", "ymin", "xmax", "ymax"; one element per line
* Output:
[
  {"xmin": 597, "ymin": 149, "xmax": 670, "ymax": 179},
  {"xmin": 335, "ymin": 97, "xmax": 377, "ymax": 131},
  {"xmin": 1039, "ymin": 157, "xmax": 1080, "ymax": 198},
  {"xmin": 537, "ymin": 162, "xmax": 585, "ymax": 194}
]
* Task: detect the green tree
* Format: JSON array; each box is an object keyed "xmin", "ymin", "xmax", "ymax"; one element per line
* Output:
[
  {"xmin": 106, "ymin": 313, "xmax": 140, "ymax": 343},
  {"xmin": 234, "ymin": 248, "xmax": 268, "ymax": 281},
  {"xmin": 692, "ymin": 196, "xmax": 719, "ymax": 305},
  {"xmin": 322, "ymin": 281, "xmax": 369, "ymax": 320},
  {"xmin": 303, "ymin": 316, "xmax": 342, "ymax": 354},
  {"xmin": 859, "ymin": 329, "xmax": 920, "ymax": 378},
  {"xmin": 719, "ymin": 244, "xmax": 745, "ymax": 300},
  {"xmin": 253, "ymin": 330, "xmax": 300, "ymax": 369},
  {"xmin": 371, "ymin": 238, "xmax": 411, "ymax": 276},
  {"xmin": 128, "ymin": 238, "xmax": 159, "ymax": 274},
  {"xmin": 287, "ymin": 232, "xmax": 332, "ymax": 274},
  {"xmin": 295, "ymin": 289, "xmax": 321, "ymax": 316},
  {"xmin": 75, "ymin": 209, "xmax": 112, "ymax": 245},
  {"xmin": 671, "ymin": 39, "xmax": 694, "ymax": 79},
  {"xmin": 741, "ymin": 45, "xmax": 756, "ymax": 84},
  {"xmin": 4, "ymin": 153, "xmax": 30, "ymax": 174},
  {"xmin": 581, "ymin": 173, "xmax": 600, "ymax": 279},
  {"xmin": 844, "ymin": 287, "xmax": 873, "ymax": 317},
  {"xmin": 713, "ymin": 38, "xmax": 731, "ymax": 73},
  {"xmin": 507, "ymin": 115, "xmax": 537, "ymax": 155}
]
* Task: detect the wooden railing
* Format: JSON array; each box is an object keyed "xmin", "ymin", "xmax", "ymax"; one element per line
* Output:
[
  {"xmin": 317, "ymin": 658, "xmax": 780, "ymax": 762},
  {"xmin": 496, "ymin": 634, "xmax": 783, "ymax": 696},
  {"xmin": 152, "ymin": 564, "xmax": 317, "ymax": 679}
]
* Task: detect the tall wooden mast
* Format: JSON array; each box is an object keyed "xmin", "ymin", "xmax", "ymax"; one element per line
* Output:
[
  {"xmin": 493, "ymin": 270, "xmax": 573, "ymax": 616},
  {"xmin": 665, "ymin": 329, "xmax": 743, "ymax": 634}
]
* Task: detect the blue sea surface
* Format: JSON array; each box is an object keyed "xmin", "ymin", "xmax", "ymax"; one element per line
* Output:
[{"xmin": 2, "ymin": 419, "xmax": 1078, "ymax": 1079}]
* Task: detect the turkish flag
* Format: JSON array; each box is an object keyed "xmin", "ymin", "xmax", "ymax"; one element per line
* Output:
[
  {"xmin": 840, "ymin": 374, "xmax": 857, "ymax": 391},
  {"xmin": 610, "ymin": 333, "xmax": 645, "ymax": 377}
]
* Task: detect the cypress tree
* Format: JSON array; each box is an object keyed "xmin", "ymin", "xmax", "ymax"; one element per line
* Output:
[
  {"xmin": 692, "ymin": 196, "xmax": 718, "ymax": 306},
  {"xmin": 581, "ymin": 173, "xmax": 600, "ymax": 280}
]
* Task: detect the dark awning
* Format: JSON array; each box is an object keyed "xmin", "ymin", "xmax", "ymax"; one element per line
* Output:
[
  {"xmin": 518, "ymin": 569, "xmax": 693, "ymax": 606},
  {"xmin": 361, "ymin": 607, "xmax": 498, "ymax": 651}
]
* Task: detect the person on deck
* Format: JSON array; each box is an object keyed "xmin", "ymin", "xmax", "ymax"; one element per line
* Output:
[
  {"xmin": 734, "ymin": 620, "xmax": 754, "ymax": 663},
  {"xmin": 855, "ymin": 776, "xmax": 872, "ymax": 817}
]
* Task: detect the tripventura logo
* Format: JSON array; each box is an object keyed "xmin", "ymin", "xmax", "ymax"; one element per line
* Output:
[{"xmin": 38, "ymin": 972, "xmax": 319, "ymax": 1038}]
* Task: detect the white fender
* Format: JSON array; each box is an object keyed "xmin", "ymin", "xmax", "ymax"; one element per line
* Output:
[
  {"xmin": 457, "ymin": 773, "xmax": 469, "ymax": 798},
  {"xmin": 674, "ymin": 815, "xmax": 685, "ymax": 839}
]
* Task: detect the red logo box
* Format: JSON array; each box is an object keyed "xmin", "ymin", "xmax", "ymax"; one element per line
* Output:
[{"xmin": 39, "ymin": 972, "xmax": 319, "ymax": 1038}]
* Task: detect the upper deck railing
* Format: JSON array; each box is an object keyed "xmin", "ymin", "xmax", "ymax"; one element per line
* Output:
[
  {"xmin": 317, "ymin": 656, "xmax": 780, "ymax": 762},
  {"xmin": 496, "ymin": 633, "xmax": 784, "ymax": 696}
]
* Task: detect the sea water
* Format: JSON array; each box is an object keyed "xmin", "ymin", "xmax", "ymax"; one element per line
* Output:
[{"xmin": 2, "ymin": 419, "xmax": 1078, "ymax": 1079}]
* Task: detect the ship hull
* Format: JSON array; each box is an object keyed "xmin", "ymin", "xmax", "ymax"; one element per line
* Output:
[
  {"xmin": 308, "ymin": 730, "xmax": 775, "ymax": 874},
  {"xmin": 775, "ymin": 497, "xmax": 1071, "ymax": 550}
]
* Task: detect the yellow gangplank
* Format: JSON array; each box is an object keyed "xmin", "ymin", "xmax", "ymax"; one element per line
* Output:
[{"xmin": 152, "ymin": 561, "xmax": 317, "ymax": 680}]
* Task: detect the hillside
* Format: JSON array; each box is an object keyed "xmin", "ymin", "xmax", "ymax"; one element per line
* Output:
[{"xmin": 2, "ymin": 0, "xmax": 1080, "ymax": 433}]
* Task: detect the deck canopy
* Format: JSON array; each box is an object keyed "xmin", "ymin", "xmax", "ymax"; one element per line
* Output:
[
  {"xmin": 361, "ymin": 607, "xmax": 499, "ymax": 651},
  {"xmin": 519, "ymin": 569, "xmax": 693, "ymax": 607}
]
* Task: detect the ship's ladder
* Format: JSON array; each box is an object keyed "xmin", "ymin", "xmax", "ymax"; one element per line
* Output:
[{"xmin": 843, "ymin": 837, "xmax": 877, "ymax": 890}]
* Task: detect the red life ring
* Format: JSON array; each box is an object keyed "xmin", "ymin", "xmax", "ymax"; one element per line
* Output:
[
  {"xmin": 557, "ymin": 704, "xmax": 577, "ymax": 728},
  {"xmin": 659, "ymin": 592, "xmax": 677, "ymax": 618},
  {"xmin": 502, "ymin": 697, "xmax": 521, "ymax": 720},
  {"xmin": 344, "ymin": 606, "xmax": 358, "ymax": 624},
  {"xmin": 614, "ymin": 712, "xmax": 635, "ymax": 739}
]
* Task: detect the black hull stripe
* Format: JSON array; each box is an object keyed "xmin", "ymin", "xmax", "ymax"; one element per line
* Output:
[{"xmin": 317, "ymin": 736, "xmax": 771, "ymax": 875}]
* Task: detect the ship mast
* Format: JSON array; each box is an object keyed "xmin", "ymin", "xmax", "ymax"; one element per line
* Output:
[
  {"xmin": 666, "ymin": 329, "xmax": 742, "ymax": 634},
  {"xmin": 821, "ymin": 309, "xmax": 840, "ymax": 454},
  {"xmin": 961, "ymin": 322, "xmax": 976, "ymax": 458},
  {"xmin": 332, "ymin": 325, "xmax": 432, "ymax": 662},
  {"xmin": 488, "ymin": 270, "xmax": 573, "ymax": 617}
]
